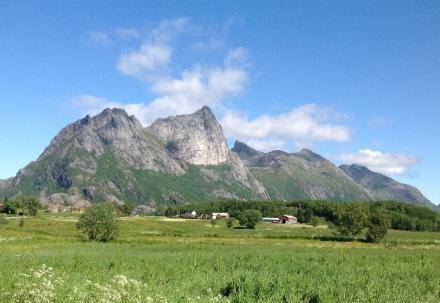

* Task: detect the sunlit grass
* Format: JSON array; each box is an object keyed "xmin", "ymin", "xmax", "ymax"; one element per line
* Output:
[{"xmin": 0, "ymin": 214, "xmax": 439, "ymax": 302}]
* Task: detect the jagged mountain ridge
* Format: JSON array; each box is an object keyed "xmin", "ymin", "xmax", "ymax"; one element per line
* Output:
[
  {"xmin": 340, "ymin": 164, "xmax": 433, "ymax": 208},
  {"xmin": 232, "ymin": 141, "xmax": 373, "ymax": 201},
  {"xmin": 1, "ymin": 107, "xmax": 267, "ymax": 207},
  {"xmin": 0, "ymin": 106, "xmax": 435, "ymax": 209}
]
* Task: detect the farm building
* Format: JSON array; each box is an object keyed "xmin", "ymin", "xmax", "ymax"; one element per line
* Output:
[
  {"xmin": 181, "ymin": 210, "xmax": 197, "ymax": 219},
  {"xmin": 45, "ymin": 204, "xmax": 62, "ymax": 213},
  {"xmin": 279, "ymin": 215, "xmax": 298, "ymax": 224},
  {"xmin": 0, "ymin": 203, "xmax": 5, "ymax": 212},
  {"xmin": 263, "ymin": 217, "xmax": 280, "ymax": 223},
  {"xmin": 212, "ymin": 212, "xmax": 229, "ymax": 219}
]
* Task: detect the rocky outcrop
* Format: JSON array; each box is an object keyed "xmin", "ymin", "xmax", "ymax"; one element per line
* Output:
[
  {"xmin": 340, "ymin": 164, "xmax": 433, "ymax": 208},
  {"xmin": 147, "ymin": 106, "xmax": 229, "ymax": 165}
]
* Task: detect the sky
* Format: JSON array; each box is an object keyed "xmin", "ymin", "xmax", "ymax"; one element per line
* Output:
[{"xmin": 1, "ymin": 1, "xmax": 439, "ymax": 204}]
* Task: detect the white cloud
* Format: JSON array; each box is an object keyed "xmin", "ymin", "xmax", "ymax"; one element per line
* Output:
[
  {"xmin": 224, "ymin": 47, "xmax": 248, "ymax": 67},
  {"xmin": 222, "ymin": 104, "xmax": 352, "ymax": 151},
  {"xmin": 339, "ymin": 149, "xmax": 418, "ymax": 175},
  {"xmin": 87, "ymin": 31, "xmax": 111, "ymax": 45},
  {"xmin": 78, "ymin": 18, "xmax": 351, "ymax": 154},
  {"xmin": 117, "ymin": 43, "xmax": 172, "ymax": 77},
  {"xmin": 73, "ymin": 46, "xmax": 248, "ymax": 126}
]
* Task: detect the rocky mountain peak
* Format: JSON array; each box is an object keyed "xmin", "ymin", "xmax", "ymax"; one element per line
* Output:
[
  {"xmin": 38, "ymin": 108, "xmax": 184, "ymax": 174},
  {"xmin": 147, "ymin": 106, "xmax": 229, "ymax": 165},
  {"xmin": 297, "ymin": 148, "xmax": 326, "ymax": 162},
  {"xmin": 232, "ymin": 141, "xmax": 262, "ymax": 158}
]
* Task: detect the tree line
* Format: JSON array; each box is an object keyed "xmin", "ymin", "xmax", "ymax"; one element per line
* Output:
[{"xmin": 164, "ymin": 199, "xmax": 440, "ymax": 233}]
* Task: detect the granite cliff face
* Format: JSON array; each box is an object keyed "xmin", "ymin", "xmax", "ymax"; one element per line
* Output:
[
  {"xmin": 233, "ymin": 141, "xmax": 372, "ymax": 201},
  {"xmin": 340, "ymin": 164, "xmax": 433, "ymax": 208},
  {"xmin": 147, "ymin": 106, "xmax": 229, "ymax": 165},
  {"xmin": 147, "ymin": 107, "xmax": 268, "ymax": 199}
]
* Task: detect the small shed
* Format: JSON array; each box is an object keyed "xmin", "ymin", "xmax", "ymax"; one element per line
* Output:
[
  {"xmin": 279, "ymin": 215, "xmax": 298, "ymax": 224},
  {"xmin": 0, "ymin": 203, "xmax": 5, "ymax": 212},
  {"xmin": 212, "ymin": 212, "xmax": 229, "ymax": 219}
]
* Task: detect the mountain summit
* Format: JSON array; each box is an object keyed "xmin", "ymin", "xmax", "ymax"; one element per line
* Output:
[
  {"xmin": 0, "ymin": 106, "xmax": 435, "ymax": 210},
  {"xmin": 2, "ymin": 107, "xmax": 267, "ymax": 208}
]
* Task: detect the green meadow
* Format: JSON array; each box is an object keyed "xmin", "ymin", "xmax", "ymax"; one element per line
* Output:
[{"xmin": 1, "ymin": 214, "xmax": 439, "ymax": 302}]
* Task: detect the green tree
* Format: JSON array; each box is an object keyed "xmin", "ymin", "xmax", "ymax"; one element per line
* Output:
[
  {"xmin": 226, "ymin": 217, "xmax": 234, "ymax": 229},
  {"xmin": 238, "ymin": 210, "xmax": 262, "ymax": 229},
  {"xmin": 334, "ymin": 204, "xmax": 368, "ymax": 239},
  {"xmin": 76, "ymin": 203, "xmax": 118, "ymax": 242},
  {"xmin": 116, "ymin": 203, "xmax": 133, "ymax": 216},
  {"xmin": 366, "ymin": 212, "xmax": 390, "ymax": 243},
  {"xmin": 8, "ymin": 196, "xmax": 41, "ymax": 216}
]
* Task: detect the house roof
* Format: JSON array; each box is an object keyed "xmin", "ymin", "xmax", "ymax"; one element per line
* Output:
[{"xmin": 280, "ymin": 215, "xmax": 297, "ymax": 219}]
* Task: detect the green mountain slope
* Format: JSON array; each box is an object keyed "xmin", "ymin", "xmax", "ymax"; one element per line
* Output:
[
  {"xmin": 232, "ymin": 141, "xmax": 372, "ymax": 201},
  {"xmin": 340, "ymin": 164, "xmax": 434, "ymax": 209}
]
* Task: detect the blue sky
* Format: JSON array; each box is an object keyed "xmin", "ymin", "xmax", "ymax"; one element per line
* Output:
[{"xmin": 1, "ymin": 1, "xmax": 439, "ymax": 204}]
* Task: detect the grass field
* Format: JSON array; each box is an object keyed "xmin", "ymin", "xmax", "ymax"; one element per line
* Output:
[{"xmin": 1, "ymin": 214, "xmax": 439, "ymax": 302}]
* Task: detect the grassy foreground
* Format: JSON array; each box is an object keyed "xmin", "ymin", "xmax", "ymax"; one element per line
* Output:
[{"xmin": 1, "ymin": 214, "xmax": 439, "ymax": 302}]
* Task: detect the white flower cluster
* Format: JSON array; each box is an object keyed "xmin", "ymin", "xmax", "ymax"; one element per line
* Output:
[
  {"xmin": 5, "ymin": 265, "xmax": 230, "ymax": 303},
  {"xmin": 78, "ymin": 274, "xmax": 150, "ymax": 303},
  {"xmin": 9, "ymin": 264, "xmax": 63, "ymax": 303}
]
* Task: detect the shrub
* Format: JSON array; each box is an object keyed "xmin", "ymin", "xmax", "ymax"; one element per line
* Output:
[
  {"xmin": 238, "ymin": 210, "xmax": 262, "ymax": 229},
  {"xmin": 116, "ymin": 203, "xmax": 133, "ymax": 216},
  {"xmin": 76, "ymin": 203, "xmax": 118, "ymax": 242},
  {"xmin": 226, "ymin": 218, "xmax": 234, "ymax": 229},
  {"xmin": 366, "ymin": 212, "xmax": 390, "ymax": 243}
]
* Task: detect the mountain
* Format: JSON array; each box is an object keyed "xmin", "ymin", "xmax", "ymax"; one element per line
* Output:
[
  {"xmin": 0, "ymin": 106, "xmax": 435, "ymax": 210},
  {"xmin": 0, "ymin": 107, "xmax": 267, "ymax": 208},
  {"xmin": 232, "ymin": 141, "xmax": 372, "ymax": 201},
  {"xmin": 339, "ymin": 164, "xmax": 433, "ymax": 208}
]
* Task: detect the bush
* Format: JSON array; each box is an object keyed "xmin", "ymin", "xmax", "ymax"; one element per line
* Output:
[
  {"xmin": 238, "ymin": 210, "xmax": 262, "ymax": 229},
  {"xmin": 226, "ymin": 218, "xmax": 234, "ymax": 229},
  {"xmin": 116, "ymin": 203, "xmax": 133, "ymax": 216},
  {"xmin": 366, "ymin": 212, "xmax": 390, "ymax": 243},
  {"xmin": 334, "ymin": 204, "xmax": 368, "ymax": 239},
  {"xmin": 76, "ymin": 203, "xmax": 118, "ymax": 242},
  {"xmin": 2, "ymin": 196, "xmax": 41, "ymax": 216}
]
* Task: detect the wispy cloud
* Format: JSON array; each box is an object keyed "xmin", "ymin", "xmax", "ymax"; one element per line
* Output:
[
  {"xmin": 87, "ymin": 31, "xmax": 112, "ymax": 46},
  {"xmin": 222, "ymin": 104, "xmax": 352, "ymax": 151},
  {"xmin": 339, "ymin": 149, "xmax": 418, "ymax": 175},
  {"xmin": 75, "ymin": 18, "xmax": 249, "ymax": 125},
  {"xmin": 114, "ymin": 28, "xmax": 140, "ymax": 39},
  {"xmin": 77, "ymin": 17, "xmax": 352, "ymax": 154},
  {"xmin": 117, "ymin": 44, "xmax": 172, "ymax": 77}
]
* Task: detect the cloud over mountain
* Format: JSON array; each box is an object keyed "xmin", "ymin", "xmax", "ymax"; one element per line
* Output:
[{"xmin": 339, "ymin": 149, "xmax": 418, "ymax": 175}]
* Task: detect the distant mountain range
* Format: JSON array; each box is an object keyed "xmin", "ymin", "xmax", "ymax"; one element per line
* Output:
[{"xmin": 0, "ymin": 106, "xmax": 436, "ymax": 211}]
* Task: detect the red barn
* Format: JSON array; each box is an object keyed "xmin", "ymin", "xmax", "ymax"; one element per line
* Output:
[{"xmin": 279, "ymin": 215, "xmax": 298, "ymax": 224}]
